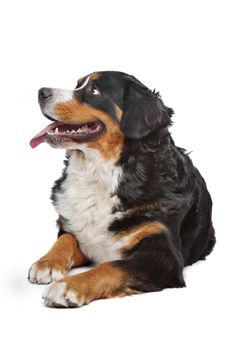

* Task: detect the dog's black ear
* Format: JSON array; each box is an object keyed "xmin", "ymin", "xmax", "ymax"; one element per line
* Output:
[{"xmin": 120, "ymin": 77, "xmax": 173, "ymax": 139}]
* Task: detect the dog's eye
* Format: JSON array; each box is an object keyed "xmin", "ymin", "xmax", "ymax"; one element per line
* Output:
[{"xmin": 89, "ymin": 86, "xmax": 100, "ymax": 95}]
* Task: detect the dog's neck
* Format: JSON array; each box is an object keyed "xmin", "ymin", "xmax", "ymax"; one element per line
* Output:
[{"xmin": 66, "ymin": 148, "xmax": 122, "ymax": 194}]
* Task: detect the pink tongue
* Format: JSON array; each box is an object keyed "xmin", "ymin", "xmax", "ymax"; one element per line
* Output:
[{"xmin": 30, "ymin": 121, "xmax": 64, "ymax": 148}]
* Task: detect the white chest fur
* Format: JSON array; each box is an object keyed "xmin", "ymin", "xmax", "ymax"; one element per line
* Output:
[{"xmin": 54, "ymin": 149, "xmax": 123, "ymax": 264}]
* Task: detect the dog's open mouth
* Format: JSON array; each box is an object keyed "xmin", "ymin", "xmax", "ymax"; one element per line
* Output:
[{"xmin": 30, "ymin": 120, "xmax": 105, "ymax": 148}]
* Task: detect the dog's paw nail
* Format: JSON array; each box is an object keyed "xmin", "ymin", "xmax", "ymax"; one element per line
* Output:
[{"xmin": 66, "ymin": 299, "xmax": 79, "ymax": 308}]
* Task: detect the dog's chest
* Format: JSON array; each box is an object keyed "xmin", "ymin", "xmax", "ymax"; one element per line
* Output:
[{"xmin": 53, "ymin": 151, "xmax": 123, "ymax": 263}]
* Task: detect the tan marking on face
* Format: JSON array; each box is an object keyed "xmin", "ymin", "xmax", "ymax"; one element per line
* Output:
[
  {"xmin": 91, "ymin": 73, "xmax": 101, "ymax": 81},
  {"xmin": 117, "ymin": 222, "xmax": 165, "ymax": 250},
  {"xmin": 54, "ymin": 97, "xmax": 124, "ymax": 161},
  {"xmin": 76, "ymin": 76, "xmax": 86, "ymax": 87},
  {"xmin": 87, "ymin": 113, "xmax": 124, "ymax": 161},
  {"xmin": 33, "ymin": 233, "xmax": 89, "ymax": 274},
  {"xmin": 61, "ymin": 262, "xmax": 134, "ymax": 305},
  {"xmin": 114, "ymin": 103, "xmax": 123, "ymax": 122},
  {"xmin": 55, "ymin": 97, "xmax": 97, "ymax": 123}
]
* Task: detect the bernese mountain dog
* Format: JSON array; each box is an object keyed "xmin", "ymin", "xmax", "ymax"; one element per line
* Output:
[{"xmin": 28, "ymin": 71, "xmax": 215, "ymax": 308}]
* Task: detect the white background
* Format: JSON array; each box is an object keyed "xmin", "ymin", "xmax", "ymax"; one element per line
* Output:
[{"xmin": 0, "ymin": 0, "xmax": 232, "ymax": 349}]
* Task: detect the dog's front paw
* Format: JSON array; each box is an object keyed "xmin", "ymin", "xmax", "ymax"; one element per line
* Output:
[
  {"xmin": 43, "ymin": 281, "xmax": 81, "ymax": 308},
  {"xmin": 28, "ymin": 259, "xmax": 67, "ymax": 284}
]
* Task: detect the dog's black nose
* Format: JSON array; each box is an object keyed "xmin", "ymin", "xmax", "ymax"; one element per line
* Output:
[{"xmin": 38, "ymin": 88, "xmax": 52, "ymax": 103}]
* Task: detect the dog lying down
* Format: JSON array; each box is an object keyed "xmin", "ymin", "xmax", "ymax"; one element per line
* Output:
[{"xmin": 28, "ymin": 71, "xmax": 215, "ymax": 308}]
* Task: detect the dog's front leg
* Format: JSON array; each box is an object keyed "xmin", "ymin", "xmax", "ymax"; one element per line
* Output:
[
  {"xmin": 43, "ymin": 226, "xmax": 185, "ymax": 307},
  {"xmin": 28, "ymin": 233, "xmax": 89, "ymax": 284},
  {"xmin": 43, "ymin": 261, "xmax": 134, "ymax": 308}
]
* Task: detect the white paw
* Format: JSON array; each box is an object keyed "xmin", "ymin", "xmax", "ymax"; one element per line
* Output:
[
  {"xmin": 43, "ymin": 282, "xmax": 82, "ymax": 308},
  {"xmin": 28, "ymin": 262, "xmax": 65, "ymax": 284}
]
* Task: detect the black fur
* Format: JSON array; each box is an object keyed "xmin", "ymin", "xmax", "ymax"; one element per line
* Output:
[
  {"xmin": 113, "ymin": 233, "xmax": 186, "ymax": 291},
  {"xmin": 112, "ymin": 129, "xmax": 215, "ymax": 267},
  {"xmin": 121, "ymin": 83, "xmax": 173, "ymax": 139},
  {"xmin": 53, "ymin": 71, "xmax": 215, "ymax": 292}
]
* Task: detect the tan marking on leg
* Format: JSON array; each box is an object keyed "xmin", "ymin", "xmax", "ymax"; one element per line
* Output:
[
  {"xmin": 111, "ymin": 288, "xmax": 140, "ymax": 298},
  {"xmin": 29, "ymin": 233, "xmax": 89, "ymax": 284},
  {"xmin": 61, "ymin": 262, "xmax": 134, "ymax": 305},
  {"xmin": 119, "ymin": 222, "xmax": 165, "ymax": 250},
  {"xmin": 70, "ymin": 239, "xmax": 90, "ymax": 267},
  {"xmin": 41, "ymin": 233, "xmax": 88, "ymax": 269}
]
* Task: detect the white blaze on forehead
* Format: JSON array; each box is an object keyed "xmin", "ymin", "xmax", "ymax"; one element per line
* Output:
[
  {"xmin": 51, "ymin": 74, "xmax": 92, "ymax": 104},
  {"xmin": 75, "ymin": 75, "xmax": 91, "ymax": 91}
]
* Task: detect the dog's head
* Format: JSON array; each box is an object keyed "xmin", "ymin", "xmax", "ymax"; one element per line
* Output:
[{"xmin": 30, "ymin": 71, "xmax": 173, "ymax": 161}]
